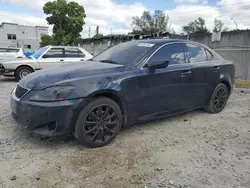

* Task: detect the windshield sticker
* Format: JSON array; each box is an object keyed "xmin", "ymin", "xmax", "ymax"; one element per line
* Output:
[{"xmin": 137, "ymin": 43, "xmax": 155, "ymax": 47}]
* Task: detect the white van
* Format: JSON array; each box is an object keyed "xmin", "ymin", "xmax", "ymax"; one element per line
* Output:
[{"xmin": 0, "ymin": 47, "xmax": 25, "ymax": 61}]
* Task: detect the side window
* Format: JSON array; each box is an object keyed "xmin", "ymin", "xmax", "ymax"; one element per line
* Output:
[
  {"xmin": 65, "ymin": 48, "xmax": 79, "ymax": 58},
  {"xmin": 149, "ymin": 43, "xmax": 185, "ymax": 65},
  {"xmin": 205, "ymin": 49, "xmax": 213, "ymax": 61},
  {"xmin": 65, "ymin": 48, "xmax": 86, "ymax": 58},
  {"xmin": 0, "ymin": 48, "xmax": 7, "ymax": 52},
  {"xmin": 45, "ymin": 48, "xmax": 64, "ymax": 58},
  {"xmin": 78, "ymin": 50, "xmax": 86, "ymax": 58},
  {"xmin": 186, "ymin": 44, "xmax": 207, "ymax": 63},
  {"xmin": 7, "ymin": 49, "xmax": 19, "ymax": 53}
]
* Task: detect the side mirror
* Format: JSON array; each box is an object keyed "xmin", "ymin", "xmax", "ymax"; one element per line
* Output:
[
  {"xmin": 42, "ymin": 54, "xmax": 49, "ymax": 59},
  {"xmin": 147, "ymin": 60, "xmax": 169, "ymax": 71}
]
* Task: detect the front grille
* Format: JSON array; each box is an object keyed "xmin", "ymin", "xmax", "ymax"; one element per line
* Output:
[{"xmin": 15, "ymin": 85, "xmax": 28, "ymax": 99}]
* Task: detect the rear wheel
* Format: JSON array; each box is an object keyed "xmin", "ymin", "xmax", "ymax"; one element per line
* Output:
[
  {"xmin": 205, "ymin": 83, "xmax": 229, "ymax": 113},
  {"xmin": 75, "ymin": 97, "xmax": 122, "ymax": 147},
  {"xmin": 15, "ymin": 66, "xmax": 33, "ymax": 81}
]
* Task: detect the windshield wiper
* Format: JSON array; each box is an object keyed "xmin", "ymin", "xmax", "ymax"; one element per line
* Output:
[{"xmin": 99, "ymin": 60, "xmax": 118, "ymax": 64}]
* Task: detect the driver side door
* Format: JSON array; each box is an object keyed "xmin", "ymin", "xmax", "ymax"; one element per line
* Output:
[
  {"xmin": 135, "ymin": 43, "xmax": 193, "ymax": 120},
  {"xmin": 39, "ymin": 48, "xmax": 65, "ymax": 69}
]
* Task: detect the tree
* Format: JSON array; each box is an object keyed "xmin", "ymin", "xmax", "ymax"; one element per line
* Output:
[
  {"xmin": 92, "ymin": 34, "xmax": 104, "ymax": 38},
  {"xmin": 213, "ymin": 19, "xmax": 228, "ymax": 32},
  {"xmin": 131, "ymin": 10, "xmax": 170, "ymax": 35},
  {"xmin": 40, "ymin": 35, "xmax": 54, "ymax": 47},
  {"xmin": 43, "ymin": 0, "xmax": 86, "ymax": 45},
  {"xmin": 182, "ymin": 17, "xmax": 209, "ymax": 34}
]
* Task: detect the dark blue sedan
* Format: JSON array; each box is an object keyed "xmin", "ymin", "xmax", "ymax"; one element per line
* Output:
[{"xmin": 10, "ymin": 39, "xmax": 235, "ymax": 147}]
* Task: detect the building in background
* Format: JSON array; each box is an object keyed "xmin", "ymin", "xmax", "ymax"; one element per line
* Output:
[{"xmin": 0, "ymin": 22, "xmax": 48, "ymax": 50}]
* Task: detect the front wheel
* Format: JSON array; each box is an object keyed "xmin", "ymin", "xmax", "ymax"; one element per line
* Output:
[
  {"xmin": 15, "ymin": 66, "xmax": 33, "ymax": 81},
  {"xmin": 74, "ymin": 97, "xmax": 122, "ymax": 147},
  {"xmin": 204, "ymin": 83, "xmax": 229, "ymax": 114}
]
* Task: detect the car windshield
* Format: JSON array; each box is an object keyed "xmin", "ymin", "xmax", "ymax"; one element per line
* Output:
[
  {"xmin": 92, "ymin": 41, "xmax": 155, "ymax": 65},
  {"xmin": 30, "ymin": 46, "xmax": 49, "ymax": 59}
]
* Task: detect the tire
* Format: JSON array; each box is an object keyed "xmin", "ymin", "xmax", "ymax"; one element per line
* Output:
[
  {"xmin": 15, "ymin": 66, "xmax": 33, "ymax": 81},
  {"xmin": 204, "ymin": 83, "xmax": 229, "ymax": 114},
  {"xmin": 75, "ymin": 97, "xmax": 122, "ymax": 147}
]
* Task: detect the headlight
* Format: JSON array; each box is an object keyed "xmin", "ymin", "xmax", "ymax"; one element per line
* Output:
[{"xmin": 29, "ymin": 86, "xmax": 75, "ymax": 102}]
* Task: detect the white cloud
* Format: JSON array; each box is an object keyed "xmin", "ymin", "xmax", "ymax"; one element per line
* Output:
[
  {"xmin": 217, "ymin": 0, "xmax": 250, "ymax": 29},
  {"xmin": 0, "ymin": 10, "xmax": 53, "ymax": 34},
  {"xmin": 3, "ymin": 0, "xmax": 147, "ymax": 37},
  {"xmin": 1, "ymin": 0, "xmax": 250, "ymax": 38},
  {"xmin": 175, "ymin": 0, "xmax": 206, "ymax": 4},
  {"xmin": 166, "ymin": 1, "xmax": 250, "ymax": 33}
]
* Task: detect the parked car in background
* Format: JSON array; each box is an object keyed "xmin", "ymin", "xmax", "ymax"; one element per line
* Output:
[
  {"xmin": 10, "ymin": 39, "xmax": 235, "ymax": 147},
  {"xmin": 0, "ymin": 46, "xmax": 93, "ymax": 80},
  {"xmin": 0, "ymin": 47, "xmax": 25, "ymax": 61}
]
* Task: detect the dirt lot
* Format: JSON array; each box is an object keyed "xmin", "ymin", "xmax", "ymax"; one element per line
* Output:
[{"xmin": 0, "ymin": 77, "xmax": 250, "ymax": 188}]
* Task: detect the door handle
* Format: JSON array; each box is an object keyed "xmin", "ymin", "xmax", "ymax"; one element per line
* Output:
[
  {"xmin": 213, "ymin": 66, "xmax": 220, "ymax": 70},
  {"xmin": 60, "ymin": 59, "xmax": 64, "ymax": 62},
  {"xmin": 181, "ymin": 70, "xmax": 192, "ymax": 77},
  {"xmin": 80, "ymin": 59, "xmax": 84, "ymax": 61}
]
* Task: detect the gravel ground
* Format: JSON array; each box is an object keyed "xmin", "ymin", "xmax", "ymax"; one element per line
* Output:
[{"xmin": 0, "ymin": 76, "xmax": 250, "ymax": 188}]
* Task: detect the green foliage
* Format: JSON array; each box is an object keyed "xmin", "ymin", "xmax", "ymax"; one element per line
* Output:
[
  {"xmin": 43, "ymin": 0, "xmax": 86, "ymax": 45},
  {"xmin": 132, "ymin": 10, "xmax": 169, "ymax": 35},
  {"xmin": 182, "ymin": 17, "xmax": 209, "ymax": 34},
  {"xmin": 40, "ymin": 35, "xmax": 54, "ymax": 47},
  {"xmin": 213, "ymin": 19, "xmax": 228, "ymax": 32},
  {"xmin": 92, "ymin": 34, "xmax": 104, "ymax": 38}
]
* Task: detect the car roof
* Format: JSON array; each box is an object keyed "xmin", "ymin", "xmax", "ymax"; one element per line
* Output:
[
  {"xmin": 48, "ymin": 45, "xmax": 80, "ymax": 48},
  {"xmin": 0, "ymin": 47, "xmax": 21, "ymax": 49},
  {"xmin": 135, "ymin": 39, "xmax": 191, "ymax": 45}
]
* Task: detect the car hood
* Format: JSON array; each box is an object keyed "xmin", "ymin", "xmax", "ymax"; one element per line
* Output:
[
  {"xmin": 19, "ymin": 61, "xmax": 125, "ymax": 90},
  {"xmin": 1, "ymin": 58, "xmax": 34, "ymax": 64}
]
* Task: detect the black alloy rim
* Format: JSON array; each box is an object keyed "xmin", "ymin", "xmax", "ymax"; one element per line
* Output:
[
  {"xmin": 213, "ymin": 87, "xmax": 228, "ymax": 111},
  {"xmin": 84, "ymin": 105, "xmax": 118, "ymax": 143}
]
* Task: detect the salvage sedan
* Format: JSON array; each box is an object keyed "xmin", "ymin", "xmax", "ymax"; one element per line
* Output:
[{"xmin": 10, "ymin": 39, "xmax": 235, "ymax": 147}]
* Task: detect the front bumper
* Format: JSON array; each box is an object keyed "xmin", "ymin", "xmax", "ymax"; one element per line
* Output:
[
  {"xmin": 0, "ymin": 64, "xmax": 14, "ymax": 76},
  {"xmin": 10, "ymin": 91, "xmax": 89, "ymax": 137}
]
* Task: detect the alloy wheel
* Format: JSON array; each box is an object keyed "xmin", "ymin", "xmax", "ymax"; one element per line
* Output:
[
  {"xmin": 83, "ymin": 105, "xmax": 118, "ymax": 143},
  {"xmin": 213, "ymin": 87, "xmax": 228, "ymax": 111}
]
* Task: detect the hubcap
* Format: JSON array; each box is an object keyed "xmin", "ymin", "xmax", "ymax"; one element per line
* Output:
[
  {"xmin": 213, "ymin": 87, "xmax": 228, "ymax": 111},
  {"xmin": 84, "ymin": 105, "xmax": 118, "ymax": 143},
  {"xmin": 20, "ymin": 69, "xmax": 30, "ymax": 78}
]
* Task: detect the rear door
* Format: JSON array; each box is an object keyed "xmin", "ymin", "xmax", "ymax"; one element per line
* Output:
[
  {"xmin": 39, "ymin": 48, "xmax": 65, "ymax": 69},
  {"xmin": 185, "ymin": 43, "xmax": 220, "ymax": 108}
]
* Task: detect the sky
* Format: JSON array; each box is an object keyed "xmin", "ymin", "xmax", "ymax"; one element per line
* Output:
[{"xmin": 0, "ymin": 0, "xmax": 250, "ymax": 38}]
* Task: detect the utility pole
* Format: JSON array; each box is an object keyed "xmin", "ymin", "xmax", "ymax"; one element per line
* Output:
[
  {"xmin": 88, "ymin": 27, "xmax": 91, "ymax": 38},
  {"xmin": 96, "ymin": 25, "xmax": 99, "ymax": 36},
  {"xmin": 231, "ymin": 18, "xmax": 238, "ymax": 30}
]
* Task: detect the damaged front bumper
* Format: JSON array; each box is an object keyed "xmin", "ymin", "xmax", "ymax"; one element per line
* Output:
[{"xmin": 10, "ymin": 89, "xmax": 89, "ymax": 137}]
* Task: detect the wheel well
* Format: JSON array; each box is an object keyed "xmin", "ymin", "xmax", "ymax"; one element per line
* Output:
[
  {"xmin": 15, "ymin": 65, "xmax": 34, "ymax": 76},
  {"xmin": 94, "ymin": 92, "xmax": 127, "ymax": 124},
  {"xmin": 220, "ymin": 81, "xmax": 231, "ymax": 93}
]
